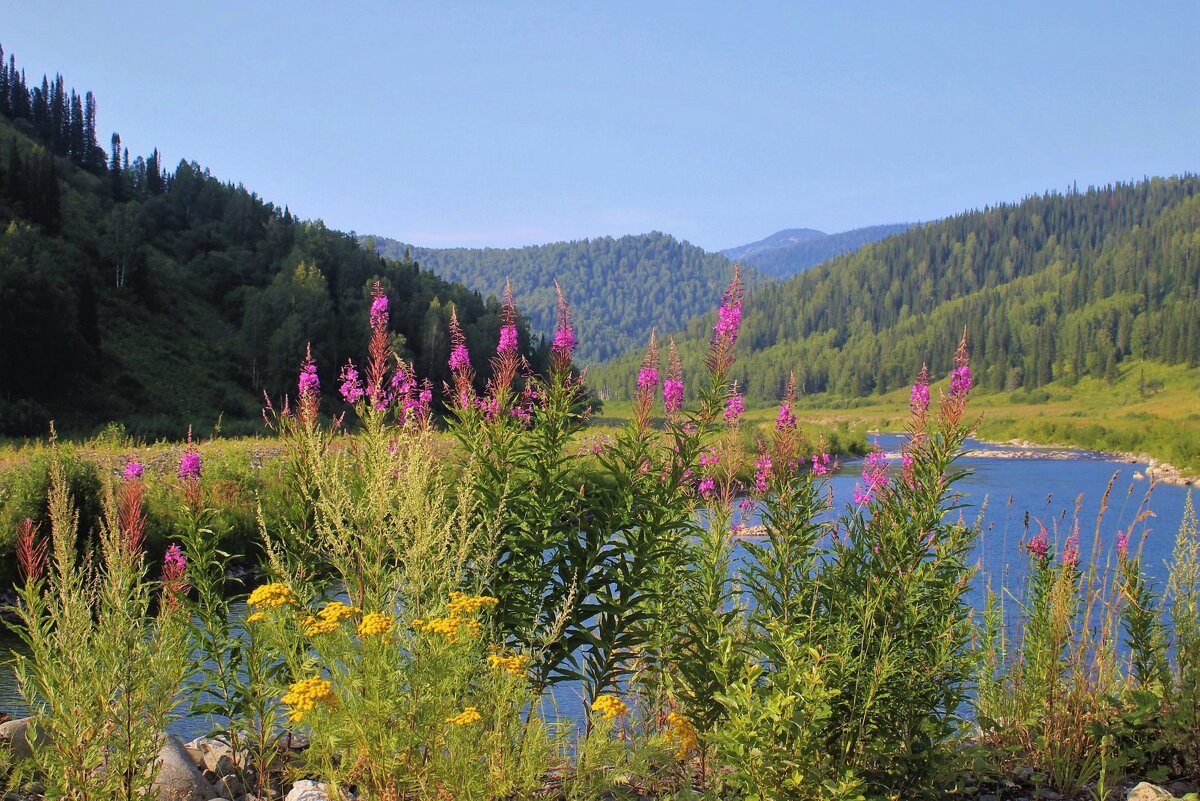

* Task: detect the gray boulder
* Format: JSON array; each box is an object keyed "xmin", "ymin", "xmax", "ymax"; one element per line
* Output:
[
  {"xmin": 0, "ymin": 717, "xmax": 45, "ymax": 762},
  {"xmin": 152, "ymin": 734, "xmax": 218, "ymax": 801},
  {"xmin": 1126, "ymin": 783, "xmax": 1174, "ymax": 801}
]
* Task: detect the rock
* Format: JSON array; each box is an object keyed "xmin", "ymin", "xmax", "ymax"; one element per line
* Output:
[
  {"xmin": 1170, "ymin": 782, "xmax": 1198, "ymax": 797},
  {"xmin": 153, "ymin": 734, "xmax": 219, "ymax": 801},
  {"xmin": 0, "ymin": 717, "xmax": 47, "ymax": 762},
  {"xmin": 216, "ymin": 773, "xmax": 244, "ymax": 800},
  {"xmin": 204, "ymin": 746, "xmax": 238, "ymax": 777},
  {"xmin": 980, "ymin": 795, "xmax": 1000, "ymax": 801},
  {"xmin": 1126, "ymin": 783, "xmax": 1174, "ymax": 801},
  {"xmin": 286, "ymin": 779, "xmax": 335, "ymax": 801}
]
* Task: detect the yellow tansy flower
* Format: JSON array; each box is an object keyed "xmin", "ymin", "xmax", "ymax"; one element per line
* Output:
[
  {"xmin": 317, "ymin": 601, "xmax": 360, "ymax": 623},
  {"xmin": 281, "ymin": 677, "xmax": 336, "ymax": 722},
  {"xmin": 303, "ymin": 618, "xmax": 339, "ymax": 637},
  {"xmin": 446, "ymin": 591, "xmax": 499, "ymax": 617},
  {"xmin": 357, "ymin": 612, "xmax": 394, "ymax": 637},
  {"xmin": 247, "ymin": 582, "xmax": 296, "ymax": 609},
  {"xmin": 446, "ymin": 706, "xmax": 482, "ymax": 725},
  {"xmin": 245, "ymin": 612, "xmax": 264, "ymax": 624},
  {"xmin": 666, "ymin": 711, "xmax": 699, "ymax": 758},
  {"xmin": 487, "ymin": 653, "xmax": 531, "ymax": 677},
  {"xmin": 591, "ymin": 694, "xmax": 628, "ymax": 721}
]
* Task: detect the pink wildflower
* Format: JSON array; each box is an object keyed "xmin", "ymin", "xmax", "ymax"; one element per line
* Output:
[
  {"xmin": 550, "ymin": 280, "xmax": 576, "ymax": 365},
  {"xmin": 852, "ymin": 451, "xmax": 888, "ymax": 505},
  {"xmin": 811, "ymin": 452, "xmax": 833, "ymax": 476},
  {"xmin": 1027, "ymin": 525, "xmax": 1049, "ymax": 559},
  {"xmin": 1116, "ymin": 530, "xmax": 1129, "ymax": 560},
  {"xmin": 123, "ymin": 460, "xmax": 144, "ymax": 481},
  {"xmin": 723, "ymin": 392, "xmax": 745, "ymax": 424},
  {"xmin": 498, "ymin": 324, "xmax": 518, "ymax": 354},
  {"xmin": 754, "ymin": 453, "xmax": 772, "ymax": 495},
  {"xmin": 339, "ymin": 361, "xmax": 365, "ymax": 404},
  {"xmin": 775, "ymin": 402, "xmax": 796, "ymax": 431}
]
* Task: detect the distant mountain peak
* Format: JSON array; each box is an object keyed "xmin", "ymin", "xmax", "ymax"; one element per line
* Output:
[
  {"xmin": 721, "ymin": 228, "xmax": 826, "ymax": 262},
  {"xmin": 723, "ymin": 223, "xmax": 917, "ymax": 278}
]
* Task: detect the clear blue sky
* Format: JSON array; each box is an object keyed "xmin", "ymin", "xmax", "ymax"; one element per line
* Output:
[{"xmin": 5, "ymin": 2, "xmax": 1198, "ymax": 250}]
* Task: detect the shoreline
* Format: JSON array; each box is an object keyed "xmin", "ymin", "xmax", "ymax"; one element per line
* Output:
[{"xmin": 969, "ymin": 436, "xmax": 1197, "ymax": 487}]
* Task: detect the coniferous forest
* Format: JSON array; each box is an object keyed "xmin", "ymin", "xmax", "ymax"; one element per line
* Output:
[
  {"xmin": 0, "ymin": 44, "xmax": 545, "ymax": 437},
  {"xmin": 371, "ymin": 233, "xmax": 760, "ymax": 363},
  {"xmin": 591, "ymin": 177, "xmax": 1200, "ymax": 403}
]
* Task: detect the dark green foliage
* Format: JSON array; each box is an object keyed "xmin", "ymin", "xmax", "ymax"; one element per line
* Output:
[
  {"xmin": 592, "ymin": 177, "xmax": 1200, "ymax": 402},
  {"xmin": 0, "ymin": 44, "xmax": 541, "ymax": 437},
  {"xmin": 371, "ymin": 232, "xmax": 764, "ymax": 363}
]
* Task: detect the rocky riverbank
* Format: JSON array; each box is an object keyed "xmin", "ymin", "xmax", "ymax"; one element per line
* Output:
[{"xmin": 971, "ymin": 438, "xmax": 1197, "ymax": 486}]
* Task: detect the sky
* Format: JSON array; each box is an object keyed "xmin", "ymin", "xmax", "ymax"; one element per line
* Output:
[{"xmin": 4, "ymin": 2, "xmax": 1198, "ymax": 250}]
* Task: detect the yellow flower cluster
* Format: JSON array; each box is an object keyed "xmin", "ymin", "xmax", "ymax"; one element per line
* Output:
[
  {"xmin": 666, "ymin": 711, "xmax": 699, "ymax": 758},
  {"xmin": 247, "ymin": 582, "xmax": 296, "ymax": 609},
  {"xmin": 357, "ymin": 612, "xmax": 394, "ymax": 637},
  {"xmin": 487, "ymin": 653, "xmax": 531, "ymax": 677},
  {"xmin": 445, "ymin": 706, "xmax": 482, "ymax": 726},
  {"xmin": 591, "ymin": 694, "xmax": 628, "ymax": 721},
  {"xmin": 281, "ymin": 677, "xmax": 336, "ymax": 722},
  {"xmin": 413, "ymin": 616, "xmax": 481, "ymax": 643},
  {"xmin": 302, "ymin": 617, "xmax": 339, "ymax": 637},
  {"xmin": 412, "ymin": 592, "xmax": 497, "ymax": 643},
  {"xmin": 318, "ymin": 601, "xmax": 359, "ymax": 622},
  {"xmin": 299, "ymin": 601, "xmax": 363, "ymax": 637},
  {"xmin": 447, "ymin": 591, "xmax": 499, "ymax": 616},
  {"xmin": 245, "ymin": 612, "xmax": 264, "ymax": 624}
]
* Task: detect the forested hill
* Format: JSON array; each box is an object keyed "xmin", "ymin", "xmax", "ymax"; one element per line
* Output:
[
  {"xmin": 370, "ymin": 233, "xmax": 762, "ymax": 363},
  {"xmin": 590, "ymin": 177, "xmax": 1200, "ymax": 402},
  {"xmin": 0, "ymin": 44, "xmax": 542, "ymax": 437},
  {"xmin": 722, "ymin": 223, "xmax": 917, "ymax": 278}
]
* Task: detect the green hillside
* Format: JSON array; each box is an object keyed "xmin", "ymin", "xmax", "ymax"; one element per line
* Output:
[
  {"xmin": 0, "ymin": 45, "xmax": 542, "ymax": 438},
  {"xmin": 590, "ymin": 177, "xmax": 1200, "ymax": 403},
  {"xmin": 370, "ymin": 232, "xmax": 763, "ymax": 363}
]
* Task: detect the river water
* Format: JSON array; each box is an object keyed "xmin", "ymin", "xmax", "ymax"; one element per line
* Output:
[{"xmin": 1, "ymin": 437, "xmax": 1192, "ymax": 740}]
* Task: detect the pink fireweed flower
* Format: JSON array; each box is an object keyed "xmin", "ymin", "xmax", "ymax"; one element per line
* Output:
[
  {"xmin": 339, "ymin": 361, "xmax": 365, "ymax": 404},
  {"xmin": 811, "ymin": 452, "xmax": 833, "ymax": 476},
  {"xmin": 663, "ymin": 379, "xmax": 684, "ymax": 413},
  {"xmin": 164, "ymin": 543, "xmax": 186, "ymax": 572},
  {"xmin": 449, "ymin": 344, "xmax": 471, "ymax": 371},
  {"xmin": 178, "ymin": 452, "xmax": 202, "ymax": 481},
  {"xmin": 754, "ymin": 453, "xmax": 773, "ymax": 495},
  {"xmin": 123, "ymin": 460, "xmax": 144, "ymax": 481},
  {"xmin": 1116, "ymin": 530, "xmax": 1129, "ymax": 560},
  {"xmin": 367, "ymin": 293, "xmax": 386, "ymax": 330},
  {"xmin": 724, "ymin": 392, "xmax": 745, "ymax": 424},
  {"xmin": 663, "ymin": 337, "xmax": 685, "ymax": 415},
  {"xmin": 709, "ymin": 266, "xmax": 744, "ymax": 375},
  {"xmin": 738, "ymin": 497, "xmax": 755, "ymax": 512},
  {"xmin": 852, "ymin": 451, "xmax": 889, "ymax": 505},
  {"xmin": 950, "ymin": 364, "xmax": 972, "ymax": 398},
  {"xmin": 776, "ymin": 402, "xmax": 796, "ymax": 432},
  {"xmin": 696, "ymin": 476, "xmax": 716, "ymax": 498},
  {"xmin": 633, "ymin": 331, "xmax": 660, "ymax": 429},
  {"xmin": 299, "ymin": 356, "xmax": 320, "ymax": 399},
  {"xmin": 498, "ymin": 324, "xmax": 518, "ymax": 354},
  {"xmin": 162, "ymin": 543, "xmax": 188, "ymax": 610},
  {"xmin": 910, "ymin": 368, "xmax": 930, "ymax": 415},
  {"xmin": 550, "ymin": 280, "xmax": 576, "ymax": 365},
  {"xmin": 1062, "ymin": 529, "xmax": 1080, "ymax": 568},
  {"xmin": 698, "ymin": 449, "xmax": 719, "ymax": 467},
  {"xmin": 1026, "ymin": 525, "xmax": 1050, "ymax": 559}
]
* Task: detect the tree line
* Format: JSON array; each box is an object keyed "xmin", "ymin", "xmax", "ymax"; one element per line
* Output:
[
  {"xmin": 591, "ymin": 177, "xmax": 1200, "ymax": 402},
  {"xmin": 0, "ymin": 43, "xmax": 544, "ymax": 437}
]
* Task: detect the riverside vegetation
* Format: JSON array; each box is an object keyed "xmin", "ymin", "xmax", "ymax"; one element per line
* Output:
[{"xmin": 1, "ymin": 272, "xmax": 1198, "ymax": 801}]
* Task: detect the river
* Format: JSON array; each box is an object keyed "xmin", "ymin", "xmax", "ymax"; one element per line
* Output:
[{"xmin": 1, "ymin": 437, "xmax": 1192, "ymax": 740}]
